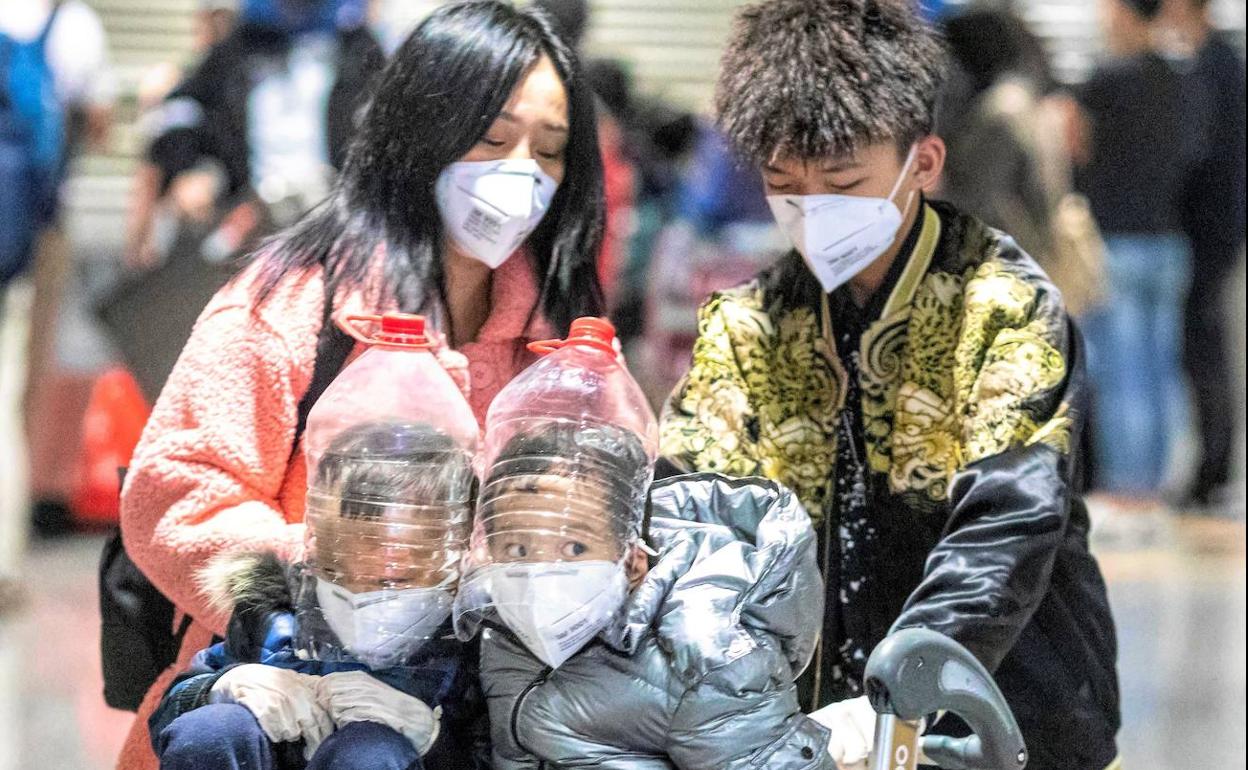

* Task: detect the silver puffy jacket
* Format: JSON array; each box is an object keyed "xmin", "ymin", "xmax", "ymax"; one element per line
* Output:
[{"xmin": 480, "ymin": 473, "xmax": 836, "ymax": 769}]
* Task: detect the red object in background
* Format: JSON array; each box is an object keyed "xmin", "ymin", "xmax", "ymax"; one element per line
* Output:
[
  {"xmin": 70, "ymin": 367, "xmax": 151, "ymax": 525},
  {"xmin": 597, "ymin": 116, "xmax": 636, "ymax": 304}
]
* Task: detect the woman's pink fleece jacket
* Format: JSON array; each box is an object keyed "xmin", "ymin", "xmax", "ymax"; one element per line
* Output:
[{"xmin": 116, "ymin": 253, "xmax": 551, "ymax": 769}]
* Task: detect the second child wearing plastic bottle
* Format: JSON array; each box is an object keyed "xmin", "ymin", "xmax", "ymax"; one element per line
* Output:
[
  {"xmin": 149, "ymin": 421, "xmax": 488, "ymax": 770},
  {"xmin": 455, "ymin": 420, "xmax": 838, "ymax": 769}
]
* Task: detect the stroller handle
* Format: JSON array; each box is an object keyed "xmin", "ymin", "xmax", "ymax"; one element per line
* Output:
[{"xmin": 864, "ymin": 628, "xmax": 1027, "ymax": 770}]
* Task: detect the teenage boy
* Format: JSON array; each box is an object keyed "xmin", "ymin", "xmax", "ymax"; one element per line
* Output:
[{"xmin": 660, "ymin": 1, "xmax": 1120, "ymax": 768}]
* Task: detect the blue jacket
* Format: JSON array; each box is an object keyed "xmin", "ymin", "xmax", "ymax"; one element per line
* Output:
[{"xmin": 148, "ymin": 553, "xmax": 488, "ymax": 767}]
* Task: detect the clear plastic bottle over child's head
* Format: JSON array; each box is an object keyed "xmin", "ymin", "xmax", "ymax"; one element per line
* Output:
[
  {"xmin": 298, "ymin": 314, "xmax": 478, "ymax": 670},
  {"xmin": 454, "ymin": 317, "xmax": 658, "ymax": 669},
  {"xmin": 484, "ymin": 317, "xmax": 658, "ymax": 465},
  {"xmin": 302, "ymin": 314, "xmax": 478, "ymax": 470}
]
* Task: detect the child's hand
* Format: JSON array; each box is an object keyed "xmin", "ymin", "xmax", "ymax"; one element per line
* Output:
[
  {"xmin": 315, "ymin": 671, "xmax": 442, "ymax": 755},
  {"xmin": 809, "ymin": 695, "xmax": 876, "ymax": 770},
  {"xmin": 209, "ymin": 664, "xmax": 333, "ymax": 755}
]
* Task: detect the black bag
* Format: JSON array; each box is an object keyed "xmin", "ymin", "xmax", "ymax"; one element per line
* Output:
[
  {"xmin": 95, "ymin": 194, "xmax": 270, "ymax": 404},
  {"xmin": 98, "ymin": 525, "xmax": 192, "ymax": 710},
  {"xmin": 98, "ymin": 280, "xmax": 353, "ymax": 711}
]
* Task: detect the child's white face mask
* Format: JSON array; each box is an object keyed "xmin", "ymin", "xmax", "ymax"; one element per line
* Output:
[
  {"xmin": 487, "ymin": 561, "xmax": 628, "ymax": 669},
  {"xmin": 435, "ymin": 159, "xmax": 559, "ymax": 269},
  {"xmin": 767, "ymin": 145, "xmax": 918, "ymax": 293},
  {"xmin": 316, "ymin": 578, "xmax": 453, "ymax": 669}
]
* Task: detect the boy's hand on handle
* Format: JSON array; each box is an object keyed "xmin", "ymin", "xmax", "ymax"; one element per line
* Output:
[
  {"xmin": 208, "ymin": 665, "xmax": 333, "ymax": 756},
  {"xmin": 810, "ymin": 696, "xmax": 876, "ymax": 770},
  {"xmin": 315, "ymin": 671, "xmax": 443, "ymax": 755}
]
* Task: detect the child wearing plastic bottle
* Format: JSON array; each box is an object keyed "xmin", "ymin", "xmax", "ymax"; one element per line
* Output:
[
  {"xmin": 149, "ymin": 420, "xmax": 489, "ymax": 770},
  {"xmin": 453, "ymin": 318, "xmax": 839, "ymax": 769}
]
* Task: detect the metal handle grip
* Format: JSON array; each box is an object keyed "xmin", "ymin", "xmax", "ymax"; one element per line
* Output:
[{"xmin": 864, "ymin": 628, "xmax": 1027, "ymax": 770}]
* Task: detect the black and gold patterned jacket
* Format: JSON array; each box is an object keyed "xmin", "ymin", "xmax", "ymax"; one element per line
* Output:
[{"xmin": 660, "ymin": 201, "xmax": 1120, "ymax": 770}]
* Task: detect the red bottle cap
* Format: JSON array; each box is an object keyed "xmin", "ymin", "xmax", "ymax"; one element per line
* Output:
[
  {"xmin": 341, "ymin": 313, "xmax": 432, "ymax": 349},
  {"xmin": 379, "ymin": 314, "xmax": 428, "ymax": 344}
]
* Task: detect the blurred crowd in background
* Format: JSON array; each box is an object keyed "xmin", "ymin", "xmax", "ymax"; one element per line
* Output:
[
  {"xmin": 0, "ymin": 0, "xmax": 1243, "ymax": 651},
  {"xmin": 0, "ymin": 1, "xmax": 1244, "ymax": 768}
]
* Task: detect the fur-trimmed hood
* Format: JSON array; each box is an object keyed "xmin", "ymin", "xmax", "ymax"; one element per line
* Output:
[{"xmin": 197, "ymin": 551, "xmax": 300, "ymax": 661}]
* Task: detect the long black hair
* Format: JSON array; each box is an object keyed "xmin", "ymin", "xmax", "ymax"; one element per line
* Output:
[{"xmin": 253, "ymin": 0, "xmax": 605, "ymax": 333}]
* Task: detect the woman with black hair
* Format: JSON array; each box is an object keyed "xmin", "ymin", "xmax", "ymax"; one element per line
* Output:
[{"xmin": 117, "ymin": 3, "xmax": 604, "ymax": 768}]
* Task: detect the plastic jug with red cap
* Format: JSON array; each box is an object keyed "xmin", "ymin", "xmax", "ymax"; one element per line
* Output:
[
  {"xmin": 488, "ymin": 316, "xmax": 658, "ymax": 461},
  {"xmin": 297, "ymin": 313, "xmax": 479, "ymax": 668},
  {"xmin": 452, "ymin": 317, "xmax": 658, "ymax": 669},
  {"xmin": 303, "ymin": 313, "xmax": 478, "ymax": 470}
]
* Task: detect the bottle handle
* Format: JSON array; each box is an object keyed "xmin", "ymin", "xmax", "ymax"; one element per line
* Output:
[
  {"xmin": 527, "ymin": 337, "xmax": 619, "ymax": 358},
  {"xmin": 527, "ymin": 317, "xmax": 619, "ymax": 357},
  {"xmin": 340, "ymin": 314, "xmax": 383, "ymax": 345},
  {"xmin": 527, "ymin": 338, "xmax": 564, "ymax": 355},
  {"xmin": 339, "ymin": 314, "xmax": 433, "ymax": 350}
]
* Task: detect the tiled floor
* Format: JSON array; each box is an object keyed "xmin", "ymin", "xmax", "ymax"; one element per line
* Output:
[{"xmin": 0, "ymin": 520, "xmax": 1243, "ymax": 769}]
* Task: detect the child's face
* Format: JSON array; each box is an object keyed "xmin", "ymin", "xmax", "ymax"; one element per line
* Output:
[
  {"xmin": 314, "ymin": 514, "xmax": 467, "ymax": 594},
  {"xmin": 483, "ymin": 472, "xmax": 627, "ymax": 564}
]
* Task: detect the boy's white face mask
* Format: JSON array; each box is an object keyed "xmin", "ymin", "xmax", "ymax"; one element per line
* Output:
[
  {"xmin": 487, "ymin": 561, "xmax": 628, "ymax": 669},
  {"xmin": 767, "ymin": 145, "xmax": 918, "ymax": 294},
  {"xmin": 435, "ymin": 159, "xmax": 559, "ymax": 269},
  {"xmin": 316, "ymin": 578, "xmax": 453, "ymax": 669}
]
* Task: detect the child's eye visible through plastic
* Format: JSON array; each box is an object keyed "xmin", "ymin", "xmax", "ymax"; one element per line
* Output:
[
  {"xmin": 561, "ymin": 541, "xmax": 588, "ymax": 558},
  {"xmin": 504, "ymin": 543, "xmax": 529, "ymax": 559}
]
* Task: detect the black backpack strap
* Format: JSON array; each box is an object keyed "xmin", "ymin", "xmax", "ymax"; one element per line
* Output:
[{"xmin": 292, "ymin": 272, "xmax": 354, "ymax": 455}]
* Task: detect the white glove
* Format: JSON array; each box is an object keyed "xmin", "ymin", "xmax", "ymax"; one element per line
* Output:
[
  {"xmin": 209, "ymin": 665, "xmax": 333, "ymax": 756},
  {"xmin": 809, "ymin": 696, "xmax": 876, "ymax": 770},
  {"xmin": 314, "ymin": 671, "xmax": 442, "ymax": 755}
]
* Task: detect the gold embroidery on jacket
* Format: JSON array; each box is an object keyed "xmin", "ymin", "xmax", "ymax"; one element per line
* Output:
[{"xmin": 661, "ymin": 205, "xmax": 1072, "ymax": 524}]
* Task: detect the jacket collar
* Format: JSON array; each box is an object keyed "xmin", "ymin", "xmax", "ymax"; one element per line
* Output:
[
  {"xmin": 599, "ymin": 474, "xmax": 822, "ymax": 681},
  {"xmin": 328, "ymin": 248, "xmax": 552, "ymax": 343},
  {"xmin": 820, "ymin": 204, "xmax": 942, "ymax": 337},
  {"xmin": 471, "ymin": 250, "xmax": 552, "ymax": 344},
  {"xmin": 881, "ymin": 204, "xmax": 942, "ymax": 318}
]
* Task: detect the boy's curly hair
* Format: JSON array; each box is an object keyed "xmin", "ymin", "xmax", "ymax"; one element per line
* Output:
[{"xmin": 715, "ymin": 0, "xmax": 947, "ymax": 164}]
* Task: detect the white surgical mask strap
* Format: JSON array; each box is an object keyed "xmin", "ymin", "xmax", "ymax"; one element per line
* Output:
[{"xmin": 886, "ymin": 144, "xmax": 920, "ymax": 208}]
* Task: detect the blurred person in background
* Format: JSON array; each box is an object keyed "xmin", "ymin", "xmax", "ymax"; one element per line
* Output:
[
  {"xmin": 939, "ymin": 3, "xmax": 1058, "ymax": 257},
  {"xmin": 0, "ymin": 0, "xmax": 111, "ymax": 288},
  {"xmin": 937, "ymin": 3, "xmax": 1107, "ymax": 319},
  {"xmin": 133, "ymin": 1, "xmax": 240, "ymax": 116},
  {"xmin": 123, "ymin": 0, "xmax": 382, "ymax": 273},
  {"xmin": 105, "ymin": 0, "xmax": 382, "ymax": 427},
  {"xmin": 1162, "ymin": 0, "xmax": 1246, "ymax": 513},
  {"xmin": 193, "ymin": 0, "xmax": 241, "ymax": 51},
  {"xmin": 529, "ymin": 0, "xmax": 705, "ymax": 346},
  {"xmin": 1072, "ymin": 0, "xmax": 1212, "ymax": 533},
  {"xmin": 116, "ymin": 2, "xmax": 605, "ymax": 767},
  {"xmin": 0, "ymin": 0, "xmax": 113, "ymax": 574},
  {"xmin": 585, "ymin": 58, "xmax": 697, "ymax": 350},
  {"xmin": 637, "ymin": 120, "xmax": 786, "ymax": 403}
]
